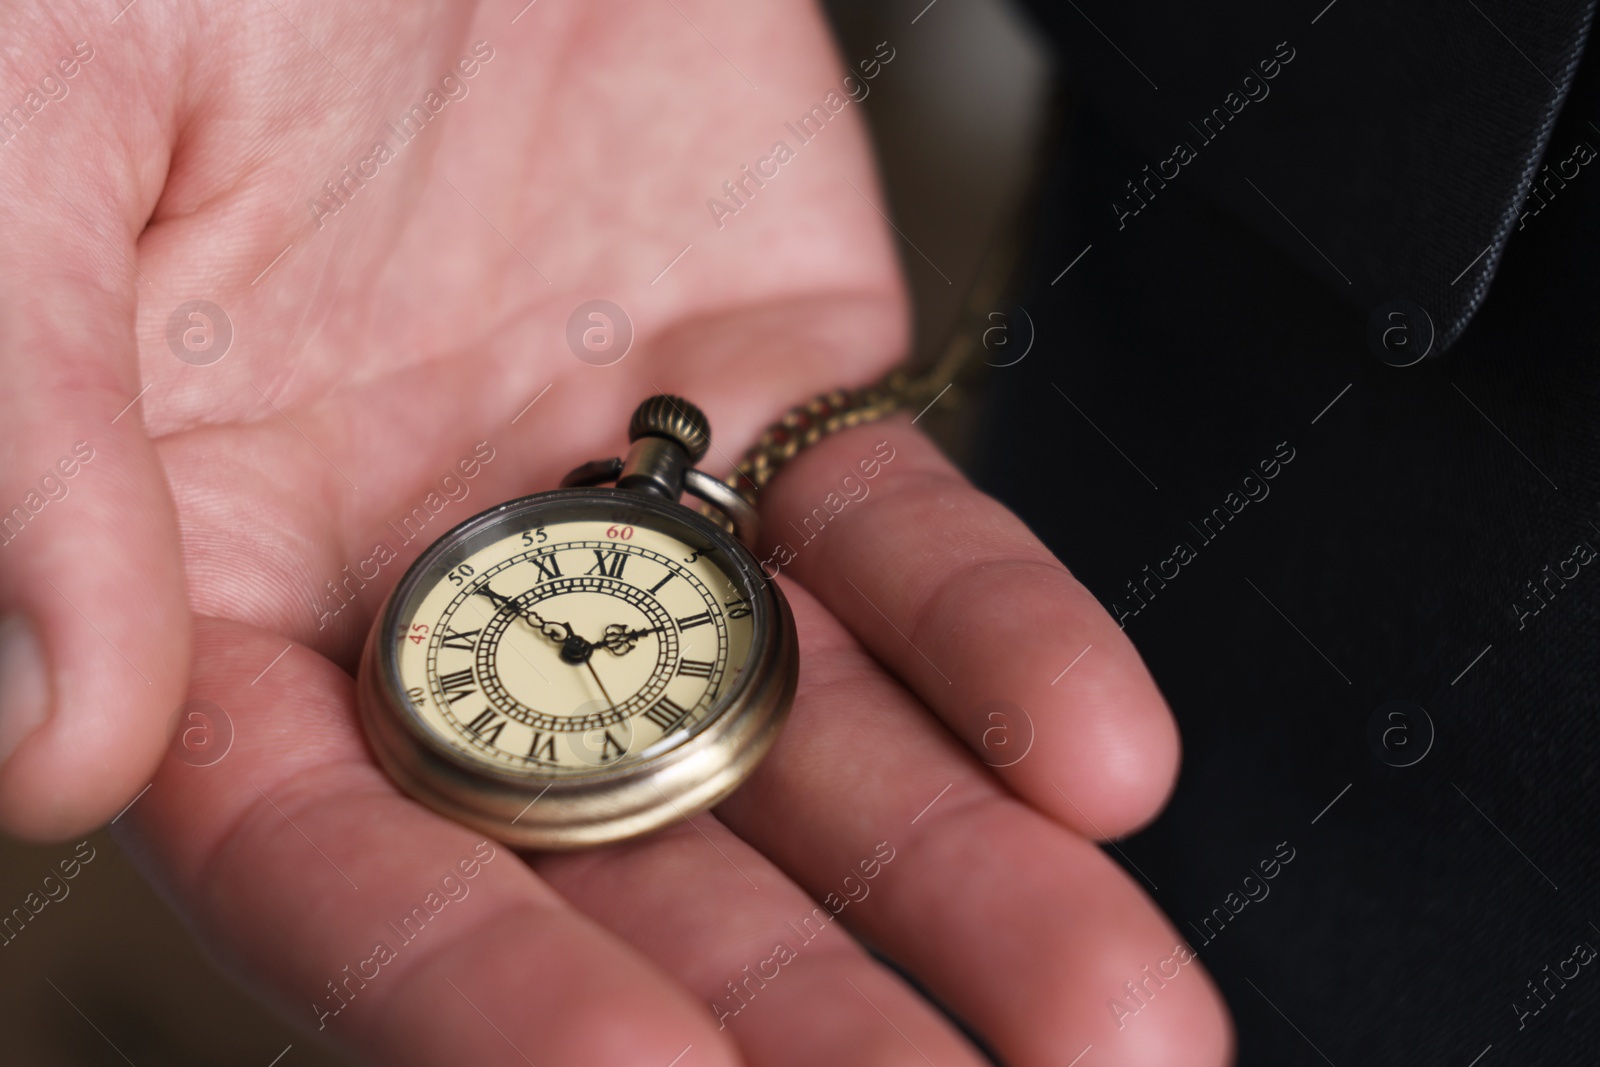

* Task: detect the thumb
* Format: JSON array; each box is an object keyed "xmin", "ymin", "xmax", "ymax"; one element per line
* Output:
[{"xmin": 0, "ymin": 53, "xmax": 190, "ymax": 838}]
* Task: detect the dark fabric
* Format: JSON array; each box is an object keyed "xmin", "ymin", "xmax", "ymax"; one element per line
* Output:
[
  {"xmin": 973, "ymin": 4, "xmax": 1600, "ymax": 1064},
  {"xmin": 1015, "ymin": 0, "xmax": 1595, "ymax": 347}
]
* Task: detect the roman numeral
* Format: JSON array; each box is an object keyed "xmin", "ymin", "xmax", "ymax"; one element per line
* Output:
[
  {"xmin": 464, "ymin": 708, "xmax": 505, "ymax": 745},
  {"xmin": 597, "ymin": 730, "xmax": 627, "ymax": 763},
  {"xmin": 527, "ymin": 731, "xmax": 557, "ymax": 763},
  {"xmin": 531, "ymin": 554, "xmax": 562, "ymax": 582},
  {"xmin": 441, "ymin": 628, "xmax": 480, "ymax": 651},
  {"xmin": 643, "ymin": 696, "xmax": 692, "ymax": 732},
  {"xmin": 647, "ymin": 572, "xmax": 674, "ymax": 595},
  {"xmin": 587, "ymin": 549, "xmax": 628, "ymax": 578},
  {"xmin": 675, "ymin": 611, "xmax": 714, "ymax": 631},
  {"xmin": 677, "ymin": 658, "xmax": 715, "ymax": 679},
  {"xmin": 437, "ymin": 669, "xmax": 477, "ymax": 705}
]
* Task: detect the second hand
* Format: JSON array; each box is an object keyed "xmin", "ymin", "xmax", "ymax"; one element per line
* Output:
[{"xmin": 585, "ymin": 659, "xmax": 619, "ymax": 714}]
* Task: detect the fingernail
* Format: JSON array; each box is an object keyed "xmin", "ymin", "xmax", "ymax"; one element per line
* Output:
[{"xmin": 0, "ymin": 615, "xmax": 51, "ymax": 768}]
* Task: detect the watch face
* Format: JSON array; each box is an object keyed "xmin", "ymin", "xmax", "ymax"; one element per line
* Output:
[{"xmin": 381, "ymin": 490, "xmax": 763, "ymax": 780}]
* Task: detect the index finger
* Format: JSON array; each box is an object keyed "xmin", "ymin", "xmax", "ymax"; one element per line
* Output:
[{"xmin": 755, "ymin": 416, "xmax": 1180, "ymax": 838}]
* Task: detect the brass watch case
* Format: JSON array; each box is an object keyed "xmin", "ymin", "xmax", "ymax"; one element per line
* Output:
[{"xmin": 356, "ymin": 487, "xmax": 797, "ymax": 850}]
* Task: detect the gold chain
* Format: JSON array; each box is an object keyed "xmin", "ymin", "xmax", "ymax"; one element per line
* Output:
[{"xmin": 723, "ymin": 368, "xmax": 938, "ymax": 504}]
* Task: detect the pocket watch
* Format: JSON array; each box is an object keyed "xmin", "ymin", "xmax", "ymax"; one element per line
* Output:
[{"xmin": 357, "ymin": 395, "xmax": 797, "ymax": 849}]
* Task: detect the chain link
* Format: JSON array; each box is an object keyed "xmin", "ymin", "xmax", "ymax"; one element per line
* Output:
[{"xmin": 723, "ymin": 368, "xmax": 941, "ymax": 505}]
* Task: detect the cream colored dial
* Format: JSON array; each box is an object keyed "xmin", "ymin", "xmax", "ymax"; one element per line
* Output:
[{"xmin": 394, "ymin": 519, "xmax": 756, "ymax": 776}]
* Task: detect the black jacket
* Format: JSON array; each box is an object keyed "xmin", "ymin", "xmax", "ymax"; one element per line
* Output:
[{"xmin": 977, "ymin": 3, "xmax": 1600, "ymax": 1064}]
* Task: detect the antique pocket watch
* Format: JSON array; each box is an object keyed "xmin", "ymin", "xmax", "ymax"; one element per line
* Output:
[{"xmin": 357, "ymin": 395, "xmax": 797, "ymax": 849}]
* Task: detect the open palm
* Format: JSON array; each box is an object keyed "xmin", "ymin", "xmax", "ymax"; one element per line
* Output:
[{"xmin": 0, "ymin": 1, "xmax": 1230, "ymax": 1063}]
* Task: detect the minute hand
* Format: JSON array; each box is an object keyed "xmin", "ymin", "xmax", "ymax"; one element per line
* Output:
[{"xmin": 476, "ymin": 586, "xmax": 570, "ymax": 644}]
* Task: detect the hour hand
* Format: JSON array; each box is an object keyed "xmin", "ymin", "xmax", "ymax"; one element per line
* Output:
[{"xmin": 599, "ymin": 623, "xmax": 666, "ymax": 655}]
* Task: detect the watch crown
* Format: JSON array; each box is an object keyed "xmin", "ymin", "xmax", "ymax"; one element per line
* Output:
[{"xmin": 629, "ymin": 395, "xmax": 711, "ymax": 462}]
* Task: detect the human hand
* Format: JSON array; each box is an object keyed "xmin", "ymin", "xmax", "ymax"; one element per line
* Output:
[{"xmin": 0, "ymin": 1, "xmax": 1231, "ymax": 1064}]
